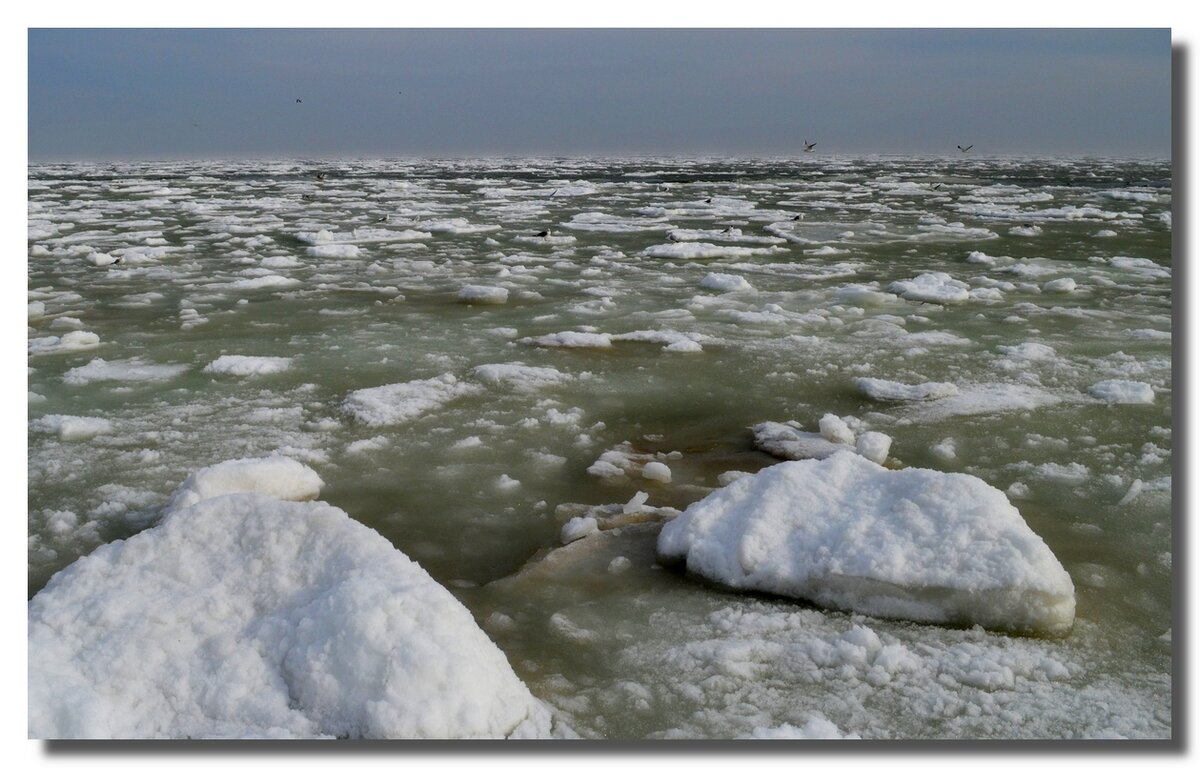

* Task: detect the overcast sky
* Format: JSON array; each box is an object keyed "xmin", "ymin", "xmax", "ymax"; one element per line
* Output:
[{"xmin": 27, "ymin": 28, "xmax": 1171, "ymax": 159}]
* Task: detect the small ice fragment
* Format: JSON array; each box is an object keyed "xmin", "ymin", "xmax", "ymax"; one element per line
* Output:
[
  {"xmin": 855, "ymin": 431, "xmax": 892, "ymax": 465},
  {"xmin": 561, "ymin": 516, "xmax": 600, "ymax": 544},
  {"xmin": 607, "ymin": 556, "xmax": 632, "ymax": 574},
  {"xmin": 818, "ymin": 414, "xmax": 855, "ymax": 444},
  {"xmin": 1042, "ymin": 277, "xmax": 1076, "ymax": 294},
  {"xmin": 623, "ymin": 491, "xmax": 650, "ymax": 514},
  {"xmin": 642, "ymin": 462, "xmax": 672, "ymax": 483}
]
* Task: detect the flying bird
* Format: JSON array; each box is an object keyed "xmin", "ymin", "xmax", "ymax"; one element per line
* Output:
[
  {"xmin": 803, "ymin": 140, "xmax": 816, "ymax": 152},
  {"xmin": 957, "ymin": 144, "xmax": 973, "ymax": 153},
  {"xmin": 295, "ymin": 98, "xmax": 302, "ymax": 104}
]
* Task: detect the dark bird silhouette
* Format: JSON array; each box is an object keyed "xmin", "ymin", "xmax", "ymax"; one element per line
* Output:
[
  {"xmin": 803, "ymin": 140, "xmax": 816, "ymax": 152},
  {"xmin": 315, "ymin": 172, "xmax": 327, "ymax": 181},
  {"xmin": 667, "ymin": 231, "xmax": 682, "ymax": 242},
  {"xmin": 535, "ymin": 229, "xmax": 550, "ymax": 238},
  {"xmin": 111, "ymin": 255, "xmax": 123, "ymax": 266},
  {"xmin": 295, "ymin": 98, "xmax": 302, "ymax": 103},
  {"xmin": 704, "ymin": 197, "xmax": 713, "ymax": 204},
  {"xmin": 957, "ymin": 144, "xmax": 973, "ymax": 153},
  {"xmin": 549, "ymin": 189, "xmax": 559, "ymax": 198},
  {"xmin": 932, "ymin": 183, "xmax": 943, "ymax": 190},
  {"xmin": 721, "ymin": 226, "xmax": 734, "ymax": 234},
  {"xmin": 301, "ymin": 194, "xmax": 316, "ymax": 201},
  {"xmin": 792, "ymin": 214, "xmax": 803, "ymax": 221}
]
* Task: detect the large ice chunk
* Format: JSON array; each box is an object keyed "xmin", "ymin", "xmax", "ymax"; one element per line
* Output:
[
  {"xmin": 657, "ymin": 452, "xmax": 1075, "ymax": 634},
  {"xmin": 28, "ymin": 461, "xmax": 552, "ymax": 739}
]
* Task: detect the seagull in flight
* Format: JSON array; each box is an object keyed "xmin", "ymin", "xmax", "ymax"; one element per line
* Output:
[
  {"xmin": 803, "ymin": 140, "xmax": 816, "ymax": 152},
  {"xmin": 957, "ymin": 144, "xmax": 973, "ymax": 153},
  {"xmin": 295, "ymin": 98, "xmax": 302, "ymax": 104}
]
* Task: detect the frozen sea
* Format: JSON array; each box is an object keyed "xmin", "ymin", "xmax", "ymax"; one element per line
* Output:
[{"xmin": 27, "ymin": 156, "xmax": 1172, "ymax": 739}]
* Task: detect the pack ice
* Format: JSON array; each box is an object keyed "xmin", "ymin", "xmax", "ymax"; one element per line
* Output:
[
  {"xmin": 657, "ymin": 452, "xmax": 1075, "ymax": 635},
  {"xmin": 28, "ymin": 457, "xmax": 553, "ymax": 739}
]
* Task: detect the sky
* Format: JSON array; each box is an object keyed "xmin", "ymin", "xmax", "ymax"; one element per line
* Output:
[{"xmin": 28, "ymin": 28, "xmax": 1171, "ymax": 159}]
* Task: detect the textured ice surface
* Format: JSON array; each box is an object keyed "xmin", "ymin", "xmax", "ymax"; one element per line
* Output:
[
  {"xmin": 658, "ymin": 452, "xmax": 1076, "ymax": 634},
  {"xmin": 204, "ymin": 355, "xmax": 292, "ymax": 377},
  {"xmin": 28, "ymin": 460, "xmax": 553, "ymax": 739},
  {"xmin": 855, "ymin": 377, "xmax": 959, "ymax": 402}
]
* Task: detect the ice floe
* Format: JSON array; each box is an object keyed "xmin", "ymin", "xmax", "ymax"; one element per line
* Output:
[
  {"xmin": 657, "ymin": 452, "xmax": 1076, "ymax": 634},
  {"xmin": 28, "ymin": 459, "xmax": 554, "ymax": 738},
  {"xmin": 204, "ymin": 355, "xmax": 293, "ymax": 377}
]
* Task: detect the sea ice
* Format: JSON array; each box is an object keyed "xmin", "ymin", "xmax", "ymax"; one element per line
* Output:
[
  {"xmin": 471, "ymin": 362, "xmax": 572, "ymax": 392},
  {"xmin": 657, "ymin": 452, "xmax": 1076, "ymax": 634},
  {"xmin": 1089, "ymin": 379, "xmax": 1155, "ymax": 404},
  {"xmin": 343, "ymin": 374, "xmax": 483, "ymax": 426},
  {"xmin": 31, "ymin": 414, "xmax": 113, "ymax": 442},
  {"xmin": 28, "ymin": 460, "xmax": 553, "ymax": 739},
  {"xmin": 458, "ymin": 285, "xmax": 509, "ymax": 304},
  {"xmin": 700, "ymin": 273, "xmax": 754, "ymax": 292},
  {"xmin": 204, "ymin": 355, "xmax": 293, "ymax": 377},
  {"xmin": 888, "ymin": 272, "xmax": 971, "ymax": 305},
  {"xmin": 854, "ymin": 377, "xmax": 959, "ymax": 402},
  {"xmin": 63, "ymin": 358, "xmax": 189, "ymax": 385}
]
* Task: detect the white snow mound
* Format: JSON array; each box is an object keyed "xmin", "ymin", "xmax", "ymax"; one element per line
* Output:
[
  {"xmin": 28, "ymin": 462, "xmax": 552, "ymax": 739},
  {"xmin": 657, "ymin": 452, "xmax": 1075, "ymax": 634}
]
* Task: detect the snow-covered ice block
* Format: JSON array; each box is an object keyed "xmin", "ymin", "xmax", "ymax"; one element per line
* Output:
[
  {"xmin": 306, "ymin": 243, "xmax": 361, "ymax": 258},
  {"xmin": 657, "ymin": 452, "xmax": 1075, "ymax": 634},
  {"xmin": 31, "ymin": 414, "xmax": 113, "ymax": 442},
  {"xmin": 855, "ymin": 377, "xmax": 959, "ymax": 402},
  {"xmin": 163, "ymin": 455, "xmax": 324, "ymax": 514},
  {"xmin": 522, "ymin": 331, "xmax": 613, "ymax": 349},
  {"xmin": 470, "ymin": 362, "xmax": 571, "ymax": 392},
  {"xmin": 204, "ymin": 355, "xmax": 292, "ymax": 377},
  {"xmin": 64, "ymin": 358, "xmax": 189, "ymax": 385},
  {"xmin": 818, "ymin": 414, "xmax": 855, "ymax": 445},
  {"xmin": 752, "ymin": 422, "xmax": 853, "ymax": 461},
  {"xmin": 888, "ymin": 272, "xmax": 970, "ymax": 305},
  {"xmin": 1089, "ymin": 379, "xmax": 1155, "ymax": 404},
  {"xmin": 700, "ymin": 272, "xmax": 754, "ymax": 292},
  {"xmin": 1042, "ymin": 277, "xmax": 1077, "ymax": 294},
  {"xmin": 28, "ymin": 464, "xmax": 552, "ymax": 738},
  {"xmin": 343, "ymin": 374, "xmax": 482, "ymax": 426},
  {"xmin": 855, "ymin": 431, "xmax": 892, "ymax": 465},
  {"xmin": 458, "ymin": 285, "xmax": 509, "ymax": 304}
]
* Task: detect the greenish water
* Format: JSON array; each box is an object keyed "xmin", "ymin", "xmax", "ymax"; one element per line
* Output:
[{"xmin": 28, "ymin": 156, "xmax": 1172, "ymax": 738}]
